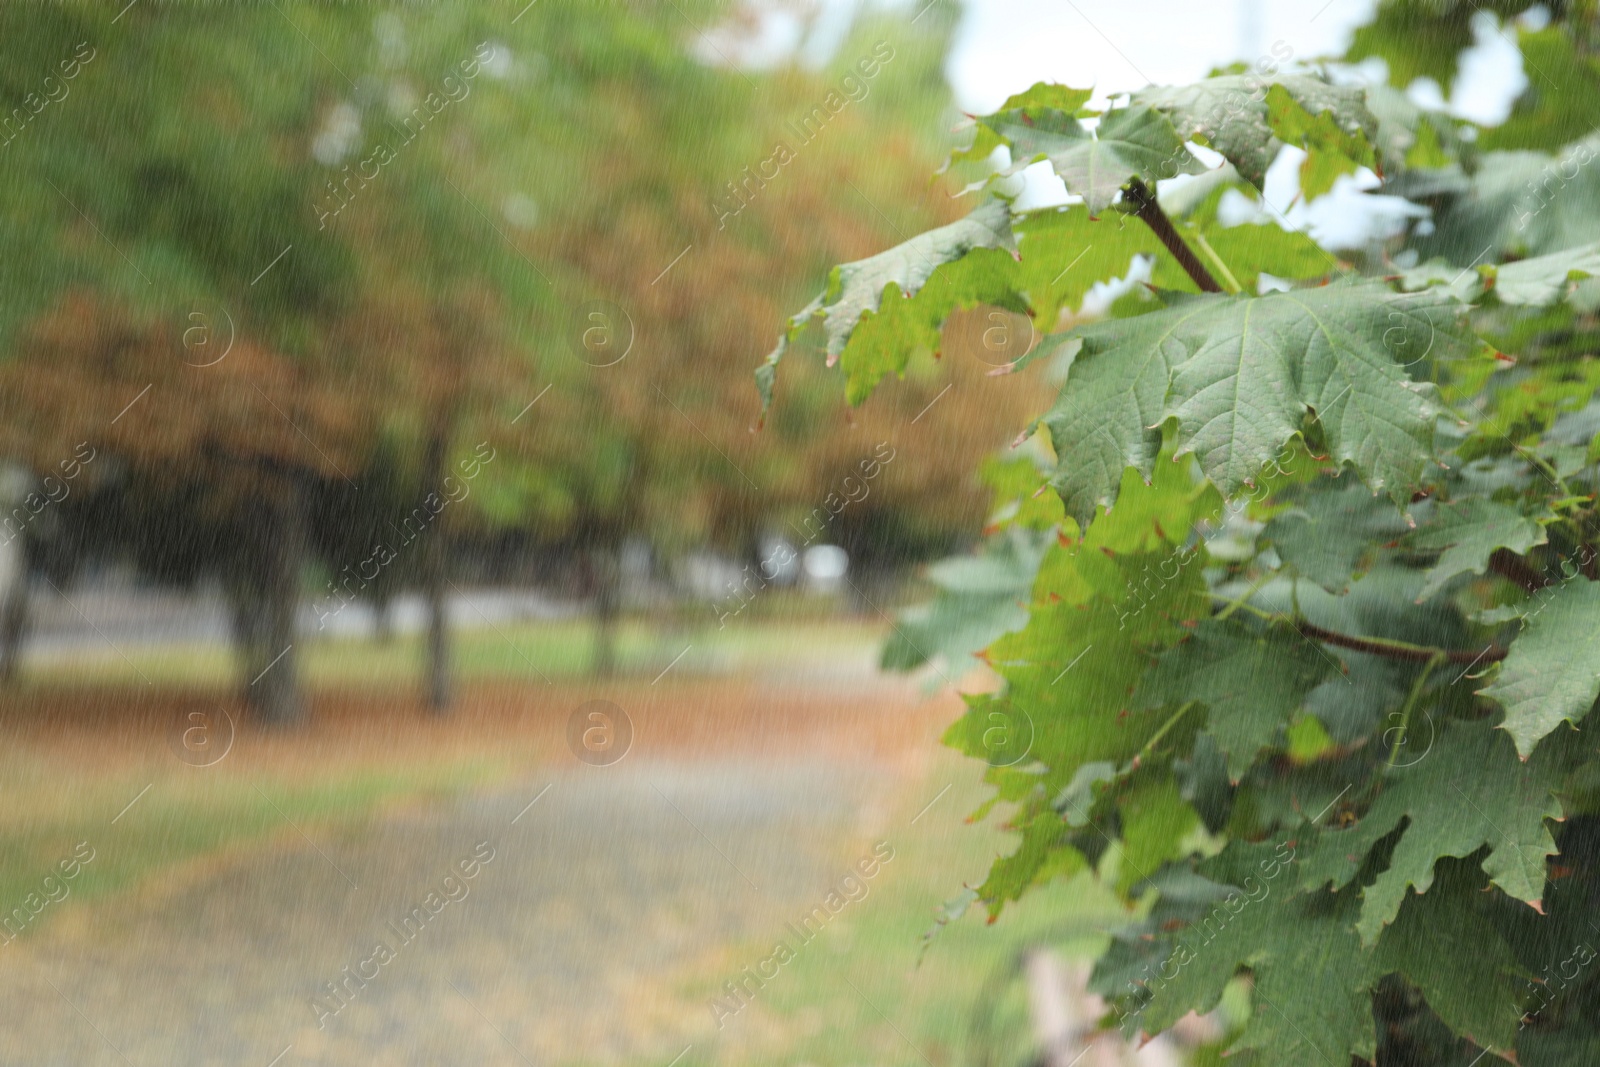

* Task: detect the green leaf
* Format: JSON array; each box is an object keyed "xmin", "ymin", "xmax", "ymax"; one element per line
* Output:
[
  {"xmin": 881, "ymin": 526, "xmax": 1053, "ymax": 672},
  {"xmin": 1135, "ymin": 74, "xmax": 1376, "ymax": 189},
  {"xmin": 1519, "ymin": 1029, "xmax": 1600, "ymax": 1067},
  {"xmin": 1487, "ymin": 243, "xmax": 1600, "ymax": 306},
  {"xmin": 942, "ymin": 691, "xmax": 1038, "ymax": 771},
  {"xmin": 1346, "ymin": 0, "xmax": 1480, "ymax": 89},
  {"xmin": 1133, "ymin": 620, "xmax": 1334, "ymax": 781},
  {"xmin": 758, "ymin": 197, "xmax": 1016, "ymax": 412},
  {"xmin": 949, "ymin": 82, "xmax": 1095, "ymax": 169},
  {"xmin": 953, "ymin": 463, "xmax": 1224, "ymax": 920},
  {"xmin": 1373, "ymin": 858, "xmax": 1526, "ymax": 1053},
  {"xmin": 1285, "ymin": 712, "xmax": 1335, "ymax": 762},
  {"xmin": 989, "ymin": 564, "xmax": 1206, "ymax": 773},
  {"xmin": 982, "ymin": 463, "xmax": 1216, "ymax": 775},
  {"xmin": 1406, "ymin": 497, "xmax": 1548, "ymax": 602},
  {"xmin": 763, "ymin": 201, "xmax": 1188, "ymax": 411},
  {"xmin": 1181, "ymin": 221, "xmax": 1340, "ymax": 291},
  {"xmin": 1008, "ymin": 206, "xmax": 1168, "ymax": 327},
  {"xmin": 834, "ymin": 202, "xmax": 1183, "ymax": 399},
  {"xmin": 1481, "ymin": 580, "xmax": 1600, "ymax": 756},
  {"xmin": 1136, "ymin": 882, "xmax": 1378, "ymax": 1065},
  {"xmin": 1298, "ymin": 720, "xmax": 1565, "ymax": 943},
  {"xmin": 1040, "ymin": 282, "xmax": 1477, "ymax": 527},
  {"xmin": 974, "ymin": 808, "xmax": 1087, "ymax": 915},
  {"xmin": 1479, "ymin": 26, "xmax": 1600, "ymax": 154},
  {"xmin": 1400, "ymin": 134, "xmax": 1600, "ymax": 263},
  {"xmin": 997, "ymin": 82, "xmax": 1096, "ymax": 115},
  {"xmin": 1396, "ymin": 257, "xmax": 1476, "ymax": 300},
  {"xmin": 1263, "ymin": 475, "xmax": 1412, "ymax": 594},
  {"xmin": 1402, "ymin": 243, "xmax": 1600, "ymax": 307},
  {"xmin": 1116, "ymin": 775, "xmax": 1200, "ymax": 892},
  {"xmin": 918, "ymin": 886, "xmax": 980, "ymax": 954},
  {"xmin": 1363, "ymin": 83, "xmax": 1467, "ymax": 174},
  {"xmin": 979, "ymin": 454, "xmax": 1067, "ymax": 531},
  {"xmin": 994, "ymin": 104, "xmax": 1199, "ymax": 215},
  {"xmin": 1264, "ymin": 83, "xmax": 1378, "ymax": 201},
  {"xmin": 763, "ymin": 186, "xmax": 1347, "ymax": 417},
  {"xmin": 834, "ymin": 248, "xmax": 1025, "ymax": 404}
]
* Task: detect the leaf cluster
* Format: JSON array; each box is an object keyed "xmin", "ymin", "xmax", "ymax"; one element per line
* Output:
[{"xmin": 760, "ymin": 10, "xmax": 1600, "ymax": 1062}]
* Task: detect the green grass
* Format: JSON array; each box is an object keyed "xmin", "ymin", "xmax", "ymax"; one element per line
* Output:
[
  {"xmin": 0, "ymin": 759, "xmax": 493, "ymax": 942},
  {"xmin": 22, "ymin": 610, "xmax": 886, "ymax": 690}
]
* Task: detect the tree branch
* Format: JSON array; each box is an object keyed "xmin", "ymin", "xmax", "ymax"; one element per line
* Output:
[
  {"xmin": 1214, "ymin": 596, "xmax": 1508, "ymax": 666},
  {"xmin": 1295, "ymin": 620, "xmax": 1506, "ymax": 666},
  {"xmin": 1124, "ymin": 179, "xmax": 1223, "ymax": 294}
]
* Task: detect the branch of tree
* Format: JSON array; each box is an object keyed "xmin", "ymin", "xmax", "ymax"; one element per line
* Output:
[
  {"xmin": 1123, "ymin": 179, "xmax": 1223, "ymax": 294},
  {"xmin": 1295, "ymin": 620, "xmax": 1506, "ymax": 666}
]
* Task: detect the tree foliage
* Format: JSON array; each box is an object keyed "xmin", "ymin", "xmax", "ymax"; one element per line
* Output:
[
  {"xmin": 0, "ymin": 2, "xmax": 1027, "ymax": 706},
  {"xmin": 760, "ymin": 5, "xmax": 1600, "ymax": 1063}
]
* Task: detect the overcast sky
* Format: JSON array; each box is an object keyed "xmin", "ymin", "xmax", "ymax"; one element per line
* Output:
[
  {"xmin": 942, "ymin": 0, "xmax": 1379, "ymax": 111},
  {"xmin": 887, "ymin": 0, "xmax": 1523, "ymax": 121}
]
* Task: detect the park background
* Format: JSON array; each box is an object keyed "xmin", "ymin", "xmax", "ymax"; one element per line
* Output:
[{"xmin": 0, "ymin": 0, "xmax": 1532, "ymax": 1064}]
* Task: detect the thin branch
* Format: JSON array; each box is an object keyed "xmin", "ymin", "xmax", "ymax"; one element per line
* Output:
[
  {"xmin": 1138, "ymin": 701, "xmax": 1196, "ymax": 762},
  {"xmin": 1123, "ymin": 179, "xmax": 1222, "ymax": 294},
  {"xmin": 1387, "ymin": 653, "xmax": 1444, "ymax": 768},
  {"xmin": 1212, "ymin": 597, "xmax": 1506, "ymax": 665},
  {"xmin": 1295, "ymin": 620, "xmax": 1506, "ymax": 666}
]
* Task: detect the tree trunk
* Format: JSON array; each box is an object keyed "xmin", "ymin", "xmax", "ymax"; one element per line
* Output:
[
  {"xmin": 0, "ymin": 579, "xmax": 28, "ymax": 685},
  {"xmin": 0, "ymin": 532, "xmax": 26, "ymax": 685},
  {"xmin": 238, "ymin": 475, "xmax": 307, "ymax": 727},
  {"xmin": 226, "ymin": 575, "xmax": 260, "ymax": 705},
  {"xmin": 371, "ymin": 588, "xmax": 394, "ymax": 644},
  {"xmin": 227, "ymin": 574, "xmax": 276, "ymax": 708},
  {"xmin": 425, "ymin": 576, "xmax": 451, "ymax": 711},
  {"xmin": 419, "ymin": 428, "xmax": 452, "ymax": 713},
  {"xmin": 590, "ymin": 543, "xmax": 621, "ymax": 678}
]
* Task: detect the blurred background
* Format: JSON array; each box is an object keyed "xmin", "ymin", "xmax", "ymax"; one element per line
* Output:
[{"xmin": 0, "ymin": 0, "xmax": 1539, "ymax": 1064}]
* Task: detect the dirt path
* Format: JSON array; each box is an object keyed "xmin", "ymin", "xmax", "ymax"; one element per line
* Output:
[{"xmin": 0, "ymin": 674, "xmax": 949, "ymax": 1067}]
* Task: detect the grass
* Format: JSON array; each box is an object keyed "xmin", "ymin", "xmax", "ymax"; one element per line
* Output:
[
  {"xmin": 20, "ymin": 610, "xmax": 887, "ymax": 690},
  {"xmin": 0, "ymin": 746, "xmax": 494, "ymax": 942}
]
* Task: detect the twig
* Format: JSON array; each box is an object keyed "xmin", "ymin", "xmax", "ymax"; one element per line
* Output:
[
  {"xmin": 1213, "ymin": 597, "xmax": 1507, "ymax": 666},
  {"xmin": 1295, "ymin": 620, "xmax": 1505, "ymax": 666},
  {"xmin": 1388, "ymin": 652, "xmax": 1444, "ymax": 768}
]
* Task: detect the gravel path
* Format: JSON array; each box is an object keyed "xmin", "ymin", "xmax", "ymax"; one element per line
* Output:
[{"xmin": 0, "ymin": 753, "xmax": 909, "ymax": 1066}]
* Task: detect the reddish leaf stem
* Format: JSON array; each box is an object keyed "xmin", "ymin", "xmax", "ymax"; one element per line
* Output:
[
  {"xmin": 1295, "ymin": 620, "xmax": 1506, "ymax": 666},
  {"xmin": 1124, "ymin": 179, "xmax": 1223, "ymax": 294}
]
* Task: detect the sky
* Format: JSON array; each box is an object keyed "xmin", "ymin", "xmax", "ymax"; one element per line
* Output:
[
  {"xmin": 942, "ymin": 0, "xmax": 1381, "ymax": 111},
  {"xmin": 934, "ymin": 0, "xmax": 1528, "ymax": 120},
  {"xmin": 726, "ymin": 0, "xmax": 1529, "ymax": 118}
]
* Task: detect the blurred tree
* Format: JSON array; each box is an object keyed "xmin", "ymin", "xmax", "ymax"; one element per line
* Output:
[
  {"xmin": 0, "ymin": 5, "xmax": 496, "ymax": 720},
  {"xmin": 481, "ymin": 1, "xmax": 1041, "ymax": 669},
  {"xmin": 0, "ymin": 0, "xmax": 1039, "ymax": 710}
]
